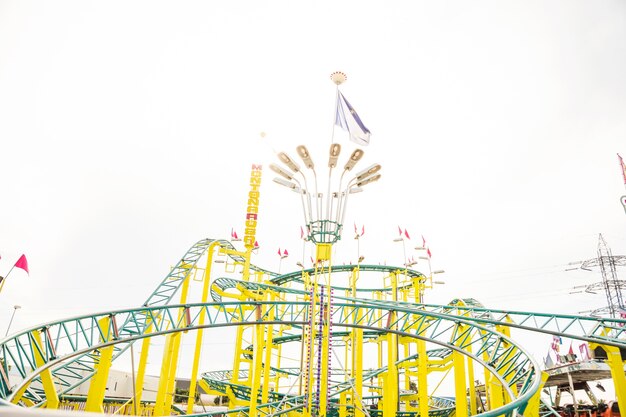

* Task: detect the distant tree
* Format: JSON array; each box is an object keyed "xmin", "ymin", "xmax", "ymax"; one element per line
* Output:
[
  {"xmin": 174, "ymin": 387, "xmax": 200, "ymax": 404},
  {"xmin": 214, "ymin": 395, "xmax": 229, "ymax": 405}
]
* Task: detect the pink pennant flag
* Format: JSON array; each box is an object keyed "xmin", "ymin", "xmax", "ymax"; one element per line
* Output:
[
  {"xmin": 578, "ymin": 343, "xmax": 590, "ymax": 360},
  {"xmin": 427, "ymin": 248, "xmax": 432, "ymax": 258},
  {"xmin": 300, "ymin": 226, "xmax": 305, "ymax": 239},
  {"xmin": 551, "ymin": 335, "xmax": 561, "ymax": 353},
  {"xmin": 361, "ymin": 225, "xmax": 365, "ymax": 236},
  {"xmin": 354, "ymin": 223, "xmax": 357, "ymax": 234},
  {"xmin": 421, "ymin": 235, "xmax": 426, "ymax": 248},
  {"xmin": 283, "ymin": 249, "xmax": 289, "ymax": 257},
  {"xmin": 254, "ymin": 241, "xmax": 259, "ymax": 248},
  {"xmin": 404, "ymin": 229, "xmax": 410, "ymax": 240},
  {"xmin": 277, "ymin": 248, "xmax": 281, "ymax": 256},
  {"xmin": 14, "ymin": 254, "xmax": 29, "ymax": 274},
  {"xmin": 397, "ymin": 225, "xmax": 402, "ymax": 236}
]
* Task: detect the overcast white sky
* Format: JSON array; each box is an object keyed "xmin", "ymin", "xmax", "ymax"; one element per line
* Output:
[{"xmin": 1, "ymin": 0, "xmax": 625, "ymax": 391}]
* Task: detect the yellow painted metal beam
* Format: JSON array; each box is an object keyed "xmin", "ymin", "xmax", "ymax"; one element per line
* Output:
[
  {"xmin": 589, "ymin": 341, "xmax": 626, "ymax": 414},
  {"xmin": 187, "ymin": 240, "xmax": 221, "ymax": 414},
  {"xmin": 248, "ymin": 305, "xmax": 266, "ymax": 417},
  {"xmin": 132, "ymin": 322, "xmax": 153, "ymax": 407},
  {"xmin": 154, "ymin": 268, "xmax": 191, "ymax": 416},
  {"xmin": 524, "ymin": 371, "xmax": 549, "ymax": 417},
  {"xmin": 29, "ymin": 330, "xmax": 59, "ymax": 409},
  {"xmin": 85, "ymin": 317, "xmax": 114, "ymax": 413}
]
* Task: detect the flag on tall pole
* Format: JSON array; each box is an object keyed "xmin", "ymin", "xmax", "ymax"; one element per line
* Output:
[
  {"xmin": 14, "ymin": 255, "xmax": 29, "ymax": 274},
  {"xmin": 0, "ymin": 254, "xmax": 29, "ymax": 294},
  {"xmin": 335, "ymin": 91, "xmax": 371, "ymax": 146}
]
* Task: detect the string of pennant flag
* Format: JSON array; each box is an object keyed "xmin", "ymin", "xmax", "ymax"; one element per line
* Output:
[
  {"xmin": 397, "ymin": 226, "xmax": 432, "ymax": 258},
  {"xmin": 544, "ymin": 335, "xmax": 592, "ymax": 368}
]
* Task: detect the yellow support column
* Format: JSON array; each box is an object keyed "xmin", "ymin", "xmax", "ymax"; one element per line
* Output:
[
  {"xmin": 231, "ymin": 325, "xmax": 246, "ymax": 385},
  {"xmin": 154, "ymin": 267, "xmax": 191, "ymax": 416},
  {"xmin": 466, "ymin": 343, "xmax": 477, "ymax": 415},
  {"xmin": 481, "ymin": 327, "xmax": 504, "ymax": 411},
  {"xmin": 30, "ymin": 330, "xmax": 60, "ymax": 409},
  {"xmin": 524, "ymin": 371, "xmax": 549, "ymax": 417},
  {"xmin": 262, "ymin": 293, "xmax": 276, "ymax": 404},
  {"xmin": 154, "ymin": 330, "xmax": 176, "ymax": 415},
  {"xmin": 452, "ymin": 322, "xmax": 470, "ymax": 417},
  {"xmin": 383, "ymin": 272, "xmax": 398, "ymax": 417},
  {"xmin": 187, "ymin": 241, "xmax": 221, "ymax": 413},
  {"xmin": 383, "ymin": 314, "xmax": 398, "ymax": 417},
  {"xmin": 353, "ymin": 313, "xmax": 364, "ymax": 417},
  {"xmin": 319, "ymin": 289, "xmax": 331, "ymax": 416},
  {"xmin": 85, "ymin": 317, "xmax": 114, "ymax": 413},
  {"xmin": 339, "ymin": 391, "xmax": 347, "ymax": 417},
  {"xmin": 133, "ymin": 322, "xmax": 153, "ymax": 407},
  {"xmin": 417, "ymin": 332, "xmax": 429, "ymax": 417},
  {"xmin": 452, "ymin": 350, "xmax": 468, "ymax": 417},
  {"xmin": 249, "ymin": 304, "xmax": 266, "ymax": 417},
  {"xmin": 589, "ymin": 341, "xmax": 626, "ymax": 414},
  {"xmin": 163, "ymin": 331, "xmax": 184, "ymax": 413},
  {"xmin": 494, "ymin": 322, "xmax": 517, "ymax": 405}
]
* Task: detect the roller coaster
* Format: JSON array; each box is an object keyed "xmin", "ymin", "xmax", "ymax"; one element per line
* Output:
[
  {"xmin": 1, "ymin": 234, "xmax": 626, "ymax": 417},
  {"xmin": 1, "ymin": 84, "xmax": 625, "ymax": 416}
]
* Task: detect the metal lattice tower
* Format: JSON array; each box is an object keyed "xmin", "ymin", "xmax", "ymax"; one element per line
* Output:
[{"xmin": 574, "ymin": 234, "xmax": 626, "ymax": 318}]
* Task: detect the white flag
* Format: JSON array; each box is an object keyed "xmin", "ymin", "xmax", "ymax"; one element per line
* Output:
[{"xmin": 335, "ymin": 91, "xmax": 371, "ymax": 146}]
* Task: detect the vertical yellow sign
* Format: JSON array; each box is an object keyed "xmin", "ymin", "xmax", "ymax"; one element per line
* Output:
[{"xmin": 244, "ymin": 164, "xmax": 262, "ymax": 249}]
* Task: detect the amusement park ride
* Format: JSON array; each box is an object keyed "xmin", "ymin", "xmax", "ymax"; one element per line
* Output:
[{"xmin": 1, "ymin": 74, "xmax": 626, "ymax": 417}]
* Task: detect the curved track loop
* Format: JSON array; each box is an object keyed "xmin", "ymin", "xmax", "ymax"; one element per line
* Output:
[
  {"xmin": 0, "ymin": 239, "xmax": 274, "ymax": 406},
  {"xmin": 200, "ymin": 368, "xmax": 456, "ymax": 417},
  {"xmin": 1, "ymin": 301, "xmax": 538, "ymax": 417},
  {"xmin": 212, "ymin": 276, "xmax": 626, "ymax": 348}
]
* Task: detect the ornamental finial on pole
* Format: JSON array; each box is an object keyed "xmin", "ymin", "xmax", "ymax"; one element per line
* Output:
[{"xmin": 330, "ymin": 71, "xmax": 347, "ymax": 85}]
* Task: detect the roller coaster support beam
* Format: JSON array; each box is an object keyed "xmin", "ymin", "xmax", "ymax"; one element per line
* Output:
[
  {"xmin": 154, "ymin": 265, "xmax": 191, "ymax": 416},
  {"xmin": 29, "ymin": 330, "xmax": 59, "ymax": 409},
  {"xmin": 481, "ymin": 324, "xmax": 510, "ymax": 411},
  {"xmin": 524, "ymin": 371, "xmax": 549, "ymax": 417},
  {"xmin": 187, "ymin": 240, "xmax": 221, "ymax": 414},
  {"xmin": 350, "ymin": 268, "xmax": 364, "ymax": 417},
  {"xmin": 249, "ymin": 304, "xmax": 266, "ymax": 417},
  {"xmin": 262, "ymin": 293, "xmax": 276, "ymax": 404},
  {"xmin": 417, "ymin": 329, "xmax": 429, "ymax": 417},
  {"xmin": 132, "ymin": 320, "xmax": 153, "ymax": 407},
  {"xmin": 466, "ymin": 342, "xmax": 477, "ymax": 415},
  {"xmin": 452, "ymin": 323, "xmax": 469, "ymax": 417},
  {"xmin": 589, "ymin": 335, "xmax": 626, "ymax": 415},
  {"xmin": 495, "ymin": 323, "xmax": 518, "ymax": 404},
  {"xmin": 383, "ymin": 272, "xmax": 399, "ymax": 417},
  {"xmin": 85, "ymin": 317, "xmax": 114, "ymax": 412}
]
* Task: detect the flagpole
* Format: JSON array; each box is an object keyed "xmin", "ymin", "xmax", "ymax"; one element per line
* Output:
[
  {"xmin": 330, "ymin": 72, "xmax": 347, "ymax": 144},
  {"xmin": 330, "ymin": 87, "xmax": 338, "ymax": 145},
  {"xmin": 0, "ymin": 265, "xmax": 16, "ymax": 294}
]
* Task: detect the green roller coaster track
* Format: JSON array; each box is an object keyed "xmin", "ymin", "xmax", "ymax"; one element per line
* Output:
[{"xmin": 1, "ymin": 238, "xmax": 625, "ymax": 416}]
